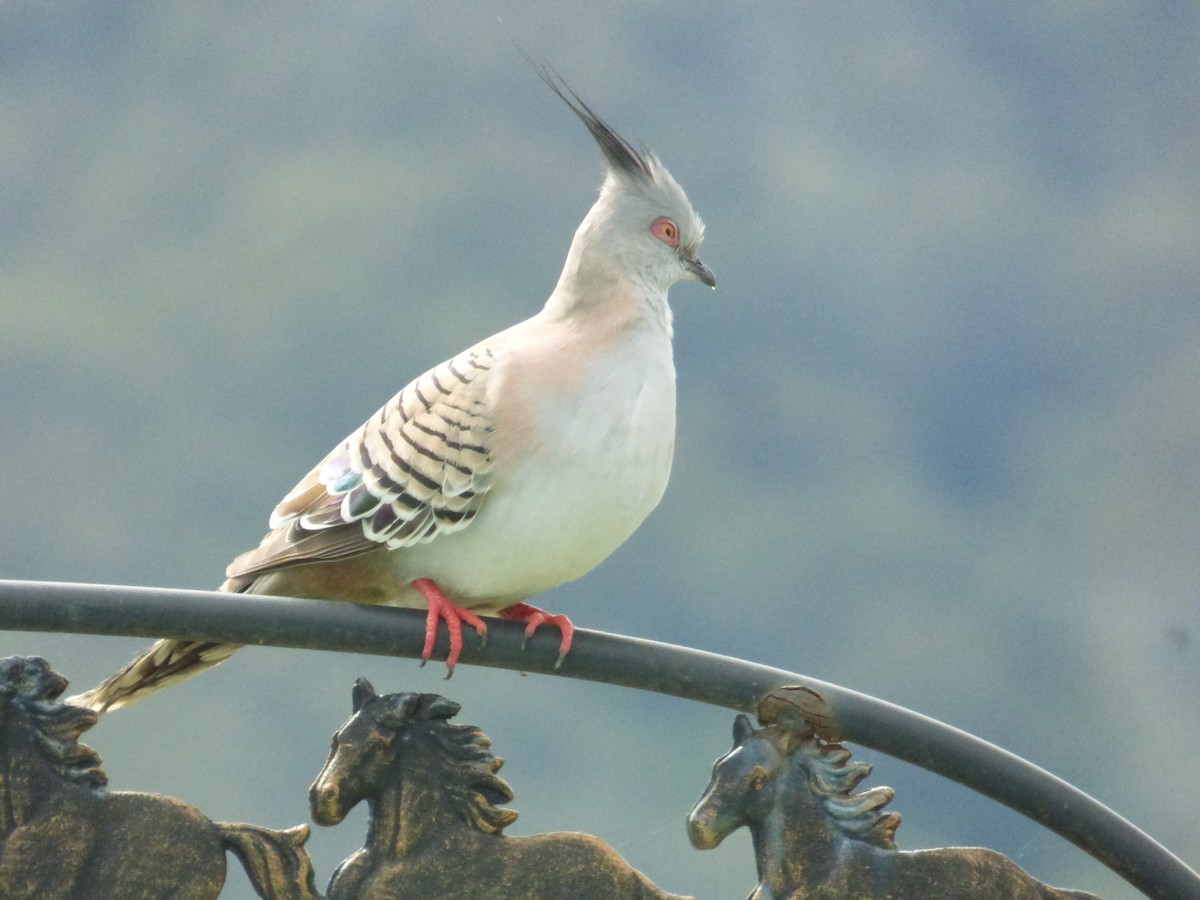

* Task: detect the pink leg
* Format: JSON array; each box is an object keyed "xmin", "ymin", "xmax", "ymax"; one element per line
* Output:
[
  {"xmin": 411, "ymin": 578, "xmax": 487, "ymax": 677},
  {"xmin": 499, "ymin": 602, "xmax": 575, "ymax": 668}
]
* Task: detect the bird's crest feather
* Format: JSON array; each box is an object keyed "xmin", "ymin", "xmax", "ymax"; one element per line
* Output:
[{"xmin": 524, "ymin": 55, "xmax": 653, "ymax": 181}]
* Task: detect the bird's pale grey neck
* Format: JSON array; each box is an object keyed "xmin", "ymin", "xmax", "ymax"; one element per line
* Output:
[
  {"xmin": 544, "ymin": 225, "xmax": 673, "ymax": 336},
  {"xmin": 543, "ymin": 261, "xmax": 672, "ymax": 338}
]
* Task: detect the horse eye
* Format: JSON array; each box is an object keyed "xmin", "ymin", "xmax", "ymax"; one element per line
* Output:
[{"xmin": 749, "ymin": 765, "xmax": 770, "ymax": 790}]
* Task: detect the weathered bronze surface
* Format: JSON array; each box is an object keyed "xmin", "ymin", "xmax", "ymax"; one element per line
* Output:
[
  {"xmin": 687, "ymin": 686, "xmax": 1101, "ymax": 899},
  {"xmin": 0, "ymin": 652, "xmax": 1110, "ymax": 898},
  {"xmin": 309, "ymin": 678, "xmax": 692, "ymax": 899},
  {"xmin": 0, "ymin": 656, "xmax": 319, "ymax": 900},
  {"xmin": 757, "ymin": 683, "xmax": 839, "ymax": 742}
]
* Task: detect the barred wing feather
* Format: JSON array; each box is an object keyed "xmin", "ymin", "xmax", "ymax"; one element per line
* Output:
[{"xmin": 226, "ymin": 348, "xmax": 496, "ymax": 580}]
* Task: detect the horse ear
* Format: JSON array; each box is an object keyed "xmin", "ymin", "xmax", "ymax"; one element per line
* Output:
[
  {"xmin": 733, "ymin": 714, "xmax": 755, "ymax": 746},
  {"xmin": 352, "ymin": 677, "xmax": 377, "ymax": 712},
  {"xmin": 420, "ymin": 694, "xmax": 461, "ymax": 721}
]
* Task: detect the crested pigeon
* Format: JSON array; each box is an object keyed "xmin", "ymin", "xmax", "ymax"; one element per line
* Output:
[{"xmin": 72, "ymin": 69, "xmax": 714, "ymax": 713}]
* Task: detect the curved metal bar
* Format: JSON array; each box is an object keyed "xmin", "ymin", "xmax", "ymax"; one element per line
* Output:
[{"xmin": 0, "ymin": 579, "xmax": 1195, "ymax": 900}]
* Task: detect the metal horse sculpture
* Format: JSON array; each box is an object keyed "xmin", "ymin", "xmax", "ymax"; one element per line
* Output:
[
  {"xmin": 688, "ymin": 713, "xmax": 1099, "ymax": 900},
  {"xmin": 0, "ymin": 656, "xmax": 318, "ymax": 900},
  {"xmin": 310, "ymin": 678, "xmax": 692, "ymax": 900}
]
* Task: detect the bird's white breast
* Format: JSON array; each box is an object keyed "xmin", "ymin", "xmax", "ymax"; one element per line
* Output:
[{"xmin": 392, "ymin": 309, "xmax": 676, "ymax": 609}]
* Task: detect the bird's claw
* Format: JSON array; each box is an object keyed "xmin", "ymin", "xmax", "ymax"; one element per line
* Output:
[
  {"xmin": 412, "ymin": 578, "xmax": 487, "ymax": 674},
  {"xmin": 501, "ymin": 602, "xmax": 574, "ymax": 667}
]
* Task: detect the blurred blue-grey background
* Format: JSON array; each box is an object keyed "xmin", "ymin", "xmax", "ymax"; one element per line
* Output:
[{"xmin": 2, "ymin": 5, "xmax": 1197, "ymax": 898}]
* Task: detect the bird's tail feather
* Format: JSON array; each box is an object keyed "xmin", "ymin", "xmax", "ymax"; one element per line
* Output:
[{"xmin": 67, "ymin": 638, "xmax": 243, "ymax": 713}]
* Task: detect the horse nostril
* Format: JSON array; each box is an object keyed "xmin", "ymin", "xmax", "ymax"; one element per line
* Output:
[
  {"xmin": 686, "ymin": 809, "xmax": 715, "ymax": 847},
  {"xmin": 310, "ymin": 791, "xmax": 344, "ymax": 825},
  {"xmin": 309, "ymin": 784, "xmax": 338, "ymax": 813},
  {"xmin": 686, "ymin": 818, "xmax": 717, "ymax": 849}
]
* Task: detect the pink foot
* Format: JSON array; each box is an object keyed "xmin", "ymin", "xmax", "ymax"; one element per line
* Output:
[
  {"xmin": 499, "ymin": 602, "xmax": 574, "ymax": 668},
  {"xmin": 412, "ymin": 578, "xmax": 487, "ymax": 677}
]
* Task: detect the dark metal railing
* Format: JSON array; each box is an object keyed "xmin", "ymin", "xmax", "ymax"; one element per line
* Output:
[{"xmin": 1, "ymin": 578, "xmax": 1196, "ymax": 900}]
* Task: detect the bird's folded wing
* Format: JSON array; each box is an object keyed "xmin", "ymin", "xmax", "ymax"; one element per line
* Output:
[{"xmin": 226, "ymin": 347, "xmax": 497, "ymax": 579}]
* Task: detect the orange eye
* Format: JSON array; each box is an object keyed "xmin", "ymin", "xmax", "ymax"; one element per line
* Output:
[{"xmin": 650, "ymin": 216, "xmax": 680, "ymax": 249}]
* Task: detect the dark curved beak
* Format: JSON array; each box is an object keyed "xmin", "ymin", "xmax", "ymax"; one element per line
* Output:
[{"xmin": 681, "ymin": 250, "xmax": 716, "ymax": 288}]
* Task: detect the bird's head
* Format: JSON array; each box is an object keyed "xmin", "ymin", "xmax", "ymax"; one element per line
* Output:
[{"xmin": 537, "ymin": 67, "xmax": 715, "ymax": 303}]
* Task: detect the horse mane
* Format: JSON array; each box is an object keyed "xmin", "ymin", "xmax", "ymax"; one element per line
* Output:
[
  {"xmin": 0, "ymin": 656, "xmax": 107, "ymax": 789},
  {"xmin": 427, "ymin": 721, "xmax": 520, "ymax": 834},
  {"xmin": 376, "ymin": 691, "xmax": 519, "ymax": 835},
  {"xmin": 774, "ymin": 727, "xmax": 900, "ymax": 849}
]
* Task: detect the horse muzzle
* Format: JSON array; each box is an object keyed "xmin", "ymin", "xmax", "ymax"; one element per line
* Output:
[
  {"xmin": 686, "ymin": 804, "xmax": 725, "ymax": 850},
  {"xmin": 309, "ymin": 781, "xmax": 348, "ymax": 826}
]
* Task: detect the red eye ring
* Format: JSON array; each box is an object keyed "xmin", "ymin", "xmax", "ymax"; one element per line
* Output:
[{"xmin": 650, "ymin": 216, "xmax": 680, "ymax": 249}]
